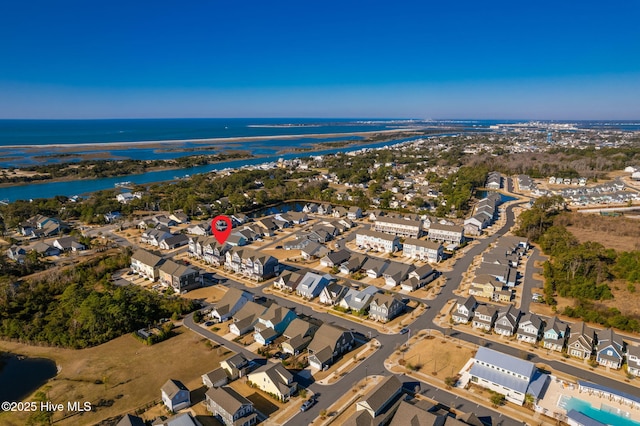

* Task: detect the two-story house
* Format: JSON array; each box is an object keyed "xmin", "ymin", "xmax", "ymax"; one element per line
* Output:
[
  {"xmin": 247, "ymin": 363, "xmax": 297, "ymax": 402},
  {"xmin": 452, "ymin": 296, "xmax": 478, "ymax": 324},
  {"xmin": 161, "ymin": 379, "xmax": 190, "ymax": 412},
  {"xmin": 130, "ymin": 249, "xmax": 165, "ymax": 281},
  {"xmin": 517, "ymin": 313, "xmax": 545, "ymax": 344},
  {"xmin": 210, "ymin": 287, "xmax": 253, "ymax": 323},
  {"xmin": 493, "ymin": 305, "xmax": 522, "ymax": 337},
  {"xmin": 400, "ymin": 264, "xmax": 438, "ymax": 292},
  {"xmin": 205, "ymin": 386, "xmax": 256, "ymax": 426},
  {"xmin": 229, "ymin": 302, "xmax": 267, "ymax": 336},
  {"xmin": 596, "ymin": 328, "xmax": 625, "ymax": 369},
  {"xmin": 542, "ymin": 316, "xmax": 569, "ymax": 352},
  {"xmin": 159, "ymin": 260, "xmax": 201, "ymax": 293},
  {"xmin": 567, "ymin": 322, "xmax": 596, "ymax": 359},
  {"xmin": 401, "ymin": 238, "xmax": 444, "ymax": 263},
  {"xmin": 627, "ymin": 345, "xmax": 640, "ymax": 377},
  {"xmin": 307, "ymin": 324, "xmax": 356, "ymax": 370},
  {"xmin": 472, "ymin": 304, "xmax": 498, "ymax": 331},
  {"xmin": 296, "ymin": 271, "xmax": 334, "ymax": 299},
  {"xmin": 225, "ymin": 248, "xmax": 280, "ymax": 281},
  {"xmin": 253, "ymin": 304, "xmax": 297, "ymax": 346},
  {"xmin": 369, "ymin": 293, "xmax": 405, "ymax": 323}
]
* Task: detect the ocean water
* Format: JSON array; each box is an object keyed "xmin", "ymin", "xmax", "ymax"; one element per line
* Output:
[
  {"xmin": 0, "ymin": 118, "xmax": 425, "ymax": 146},
  {"xmin": 560, "ymin": 395, "xmax": 640, "ymax": 426}
]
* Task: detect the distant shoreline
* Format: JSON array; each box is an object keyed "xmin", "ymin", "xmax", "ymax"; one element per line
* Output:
[{"xmin": 1, "ymin": 128, "xmax": 422, "ymax": 151}]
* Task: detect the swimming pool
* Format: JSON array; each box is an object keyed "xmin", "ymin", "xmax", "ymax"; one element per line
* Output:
[{"xmin": 559, "ymin": 395, "xmax": 640, "ymax": 426}]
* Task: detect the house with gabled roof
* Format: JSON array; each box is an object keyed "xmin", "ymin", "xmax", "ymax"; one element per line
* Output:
[
  {"xmin": 229, "ymin": 301, "xmax": 267, "ymax": 336},
  {"xmin": 205, "ymin": 386, "xmax": 256, "ymax": 426},
  {"xmin": 301, "ymin": 240, "xmax": 329, "ymax": 260},
  {"xmin": 210, "ymin": 287, "xmax": 253, "ymax": 323},
  {"xmin": 355, "ymin": 375, "xmax": 403, "ymax": 418},
  {"xmin": 493, "ymin": 305, "xmax": 521, "ymax": 337},
  {"xmin": 247, "ymin": 363, "xmax": 297, "ymax": 402},
  {"xmin": 402, "ymin": 238, "xmax": 444, "ymax": 263},
  {"xmin": 382, "ymin": 262, "xmax": 415, "ymax": 287},
  {"xmin": 517, "ymin": 313, "xmax": 545, "ymax": 344},
  {"xmin": 159, "ymin": 260, "xmax": 201, "ymax": 293},
  {"xmin": 452, "ymin": 296, "xmax": 477, "ymax": 324},
  {"xmin": 201, "ymin": 367, "xmax": 228, "ymax": 389},
  {"xmin": 596, "ymin": 328, "xmax": 625, "ymax": 369},
  {"xmin": 348, "ymin": 206, "xmax": 363, "ymax": 219},
  {"xmin": 220, "ymin": 353, "xmax": 249, "ymax": 380},
  {"xmin": 30, "ymin": 241, "xmax": 60, "ymax": 257},
  {"xmin": 159, "ymin": 233, "xmax": 190, "ymax": 250},
  {"xmin": 340, "ymin": 254, "xmax": 367, "ymax": 274},
  {"xmin": 296, "ymin": 271, "xmax": 334, "ymax": 299},
  {"xmin": 356, "ymin": 229, "xmax": 401, "ymax": 253},
  {"xmin": 256, "ymin": 217, "xmax": 278, "ymax": 236},
  {"xmin": 542, "ymin": 316, "xmax": 569, "ymax": 352},
  {"xmin": 319, "ymin": 282, "xmax": 349, "ymax": 306},
  {"xmin": 369, "ymin": 293, "xmax": 405, "ymax": 323},
  {"xmin": 320, "ymin": 249, "xmax": 351, "ymax": 268},
  {"xmin": 318, "ymin": 204, "xmax": 333, "ymax": 215},
  {"xmin": 568, "ymin": 321, "xmax": 596, "ymax": 359},
  {"xmin": 53, "ymin": 236, "xmax": 85, "ymax": 252},
  {"xmin": 281, "ymin": 318, "xmax": 317, "ymax": 355},
  {"xmin": 161, "ymin": 379, "xmax": 190, "ymax": 411},
  {"xmin": 339, "ymin": 286, "xmax": 379, "ymax": 313},
  {"xmin": 362, "ymin": 257, "xmax": 390, "ymax": 278},
  {"xmin": 472, "ymin": 304, "xmax": 498, "ymax": 331},
  {"xmin": 131, "ymin": 249, "xmax": 165, "ymax": 281},
  {"xmin": 400, "ymin": 264, "xmax": 438, "ymax": 291},
  {"xmin": 273, "ymin": 270, "xmax": 305, "ymax": 292},
  {"xmin": 253, "ymin": 304, "xmax": 297, "ymax": 345},
  {"xmin": 6, "ymin": 245, "xmax": 26, "ymax": 263},
  {"xmin": 307, "ymin": 324, "xmax": 356, "ymax": 370},
  {"xmin": 388, "ymin": 400, "xmax": 445, "ymax": 426},
  {"xmin": 116, "ymin": 414, "xmax": 145, "ymax": 426},
  {"xmin": 332, "ymin": 206, "xmax": 348, "ymax": 217},
  {"xmin": 627, "ymin": 345, "xmax": 640, "ymax": 377},
  {"xmin": 225, "ymin": 247, "xmax": 280, "ymax": 281},
  {"xmin": 468, "ymin": 274, "xmax": 501, "ymax": 300}
]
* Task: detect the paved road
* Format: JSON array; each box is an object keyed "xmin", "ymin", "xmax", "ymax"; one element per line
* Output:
[{"xmin": 520, "ymin": 247, "xmax": 544, "ymax": 313}]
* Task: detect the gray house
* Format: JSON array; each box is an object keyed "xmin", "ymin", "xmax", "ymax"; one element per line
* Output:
[
  {"xmin": 369, "ymin": 293, "xmax": 405, "ymax": 322},
  {"xmin": 543, "ymin": 316, "xmax": 569, "ymax": 352},
  {"xmin": 308, "ymin": 324, "xmax": 356, "ymax": 370},
  {"xmin": 210, "ymin": 287, "xmax": 254, "ymax": 322},
  {"xmin": 296, "ymin": 271, "xmax": 334, "ymax": 299},
  {"xmin": 205, "ymin": 386, "xmax": 256, "ymax": 426},
  {"xmin": 517, "ymin": 313, "xmax": 545, "ymax": 344},
  {"xmin": 161, "ymin": 379, "xmax": 190, "ymax": 412},
  {"xmin": 493, "ymin": 305, "xmax": 521, "ymax": 337},
  {"xmin": 452, "ymin": 296, "xmax": 478, "ymax": 324}
]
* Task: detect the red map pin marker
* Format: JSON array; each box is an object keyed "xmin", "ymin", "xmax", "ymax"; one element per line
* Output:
[{"xmin": 211, "ymin": 215, "xmax": 232, "ymax": 244}]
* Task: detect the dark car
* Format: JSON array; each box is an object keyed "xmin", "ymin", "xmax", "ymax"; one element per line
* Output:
[
  {"xmin": 399, "ymin": 327, "xmax": 409, "ymax": 335},
  {"xmin": 300, "ymin": 398, "xmax": 316, "ymax": 412}
]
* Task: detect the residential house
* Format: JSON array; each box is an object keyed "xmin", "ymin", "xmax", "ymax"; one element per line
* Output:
[
  {"xmin": 452, "ymin": 296, "xmax": 477, "ymax": 324},
  {"xmin": 486, "ymin": 172, "xmax": 502, "ymax": 189},
  {"xmin": 347, "ymin": 206, "xmax": 363, "ymax": 220},
  {"xmin": 205, "ymin": 386, "xmax": 256, "ymax": 426},
  {"xmin": 596, "ymin": 328, "xmax": 625, "ymax": 369},
  {"xmin": 296, "ymin": 271, "xmax": 334, "ymax": 299},
  {"xmin": 140, "ymin": 228, "xmax": 170, "ymax": 247},
  {"xmin": 382, "ymin": 262, "xmax": 415, "ymax": 287},
  {"xmin": 355, "ymin": 229, "xmax": 401, "ymax": 253},
  {"xmin": 400, "ymin": 264, "xmax": 438, "ymax": 291},
  {"xmin": 19, "ymin": 215, "xmax": 64, "ymax": 238},
  {"xmin": 627, "ymin": 345, "xmax": 640, "ymax": 377},
  {"xmin": 273, "ymin": 270, "xmax": 305, "ymax": 292},
  {"xmin": 253, "ymin": 304, "xmax": 297, "ymax": 345},
  {"xmin": 302, "ymin": 203, "xmax": 318, "ymax": 213},
  {"xmin": 169, "ymin": 211, "xmax": 189, "ymax": 224},
  {"xmin": 256, "ymin": 217, "xmax": 278, "ymax": 236},
  {"xmin": 53, "ymin": 236, "xmax": 85, "ymax": 252},
  {"xmin": 320, "ymin": 249, "xmax": 351, "ymax": 268},
  {"xmin": 402, "ymin": 238, "xmax": 444, "ymax": 263},
  {"xmin": 201, "ymin": 368, "xmax": 229, "ymax": 388},
  {"xmin": 369, "ymin": 293, "xmax": 405, "ymax": 322},
  {"xmin": 474, "ymin": 263, "xmax": 517, "ymax": 287},
  {"xmin": 427, "ymin": 223, "xmax": 464, "ymax": 244},
  {"xmin": 542, "ymin": 316, "xmax": 569, "ymax": 352},
  {"xmin": 388, "ymin": 401, "xmax": 446, "ymax": 426},
  {"xmin": 472, "ymin": 304, "xmax": 498, "ymax": 331},
  {"xmin": 338, "ymin": 286, "xmax": 379, "ymax": 313},
  {"xmin": 247, "ymin": 363, "xmax": 297, "ymax": 402},
  {"xmin": 220, "ymin": 353, "xmax": 250, "ymax": 380},
  {"xmin": 307, "ymin": 324, "xmax": 356, "ymax": 370},
  {"xmin": 567, "ymin": 322, "xmax": 596, "ymax": 359},
  {"xmin": 130, "ymin": 249, "xmax": 165, "ymax": 281},
  {"xmin": 152, "ymin": 413, "xmax": 201, "ymax": 426},
  {"xmin": 229, "ymin": 301, "xmax": 267, "ymax": 336},
  {"xmin": 468, "ymin": 274, "xmax": 501, "ymax": 300},
  {"xmin": 340, "ymin": 255, "xmax": 367, "ymax": 274},
  {"xmin": 159, "ymin": 260, "xmax": 201, "ymax": 293},
  {"xmin": 355, "ymin": 375, "xmax": 403, "ymax": 418},
  {"xmin": 30, "ymin": 242, "xmax": 60, "ymax": 257},
  {"xmin": 159, "ymin": 233, "xmax": 189, "ymax": 250},
  {"xmin": 226, "ymin": 233, "xmax": 248, "ymax": 247},
  {"xmin": 210, "ymin": 288, "xmax": 253, "ymax": 322},
  {"xmin": 116, "ymin": 414, "xmax": 145, "ymax": 426},
  {"xmin": 493, "ymin": 305, "xmax": 522, "ymax": 337},
  {"xmin": 281, "ymin": 318, "xmax": 317, "ymax": 355},
  {"xmin": 318, "ymin": 204, "xmax": 333, "ymax": 215},
  {"xmin": 186, "ymin": 223, "xmax": 210, "ymax": 236},
  {"xmin": 362, "ymin": 257, "xmax": 390, "ymax": 278},
  {"xmin": 374, "ymin": 216, "xmax": 422, "ymax": 238},
  {"xmin": 6, "ymin": 245, "xmax": 26, "ymax": 263},
  {"xmin": 469, "ymin": 347, "xmax": 550, "ymax": 406},
  {"xmin": 225, "ymin": 248, "xmax": 280, "ymax": 281},
  {"xmin": 319, "ymin": 282, "xmax": 349, "ymax": 306},
  {"xmin": 301, "ymin": 241, "xmax": 329, "ymax": 260},
  {"xmin": 332, "ymin": 206, "xmax": 348, "ymax": 217},
  {"xmin": 161, "ymin": 379, "xmax": 191, "ymax": 411},
  {"xmin": 517, "ymin": 313, "xmax": 545, "ymax": 344}
]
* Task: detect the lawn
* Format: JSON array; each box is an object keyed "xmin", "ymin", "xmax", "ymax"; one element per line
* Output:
[{"xmin": 0, "ymin": 326, "xmax": 234, "ymax": 426}]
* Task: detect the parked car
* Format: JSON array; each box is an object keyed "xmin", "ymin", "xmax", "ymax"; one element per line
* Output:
[
  {"xmin": 300, "ymin": 398, "xmax": 316, "ymax": 412},
  {"xmin": 399, "ymin": 327, "xmax": 409, "ymax": 335}
]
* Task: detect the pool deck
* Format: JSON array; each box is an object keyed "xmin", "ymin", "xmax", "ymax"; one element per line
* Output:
[{"xmin": 535, "ymin": 375, "xmax": 640, "ymax": 423}]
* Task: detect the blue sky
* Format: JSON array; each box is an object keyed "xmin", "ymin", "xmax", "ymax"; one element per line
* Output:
[{"xmin": 1, "ymin": 0, "xmax": 639, "ymax": 119}]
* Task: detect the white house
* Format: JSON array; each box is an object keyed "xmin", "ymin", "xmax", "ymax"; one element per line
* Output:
[{"xmin": 355, "ymin": 229, "xmax": 401, "ymax": 253}]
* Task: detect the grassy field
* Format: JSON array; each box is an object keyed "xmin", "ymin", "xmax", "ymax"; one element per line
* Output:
[
  {"xmin": 398, "ymin": 333, "xmax": 475, "ymax": 379},
  {"xmin": 0, "ymin": 326, "xmax": 234, "ymax": 426},
  {"xmin": 560, "ymin": 212, "xmax": 640, "ymax": 252}
]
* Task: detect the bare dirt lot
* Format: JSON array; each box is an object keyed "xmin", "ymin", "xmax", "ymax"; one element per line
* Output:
[{"xmin": 0, "ymin": 327, "xmax": 234, "ymax": 426}]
